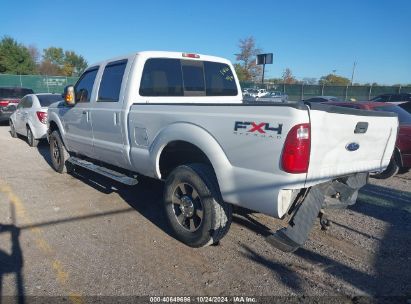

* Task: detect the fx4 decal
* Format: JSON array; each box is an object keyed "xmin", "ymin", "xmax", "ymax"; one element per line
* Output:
[{"xmin": 234, "ymin": 121, "xmax": 283, "ymax": 135}]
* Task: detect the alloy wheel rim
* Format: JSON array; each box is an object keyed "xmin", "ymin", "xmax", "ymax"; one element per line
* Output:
[
  {"xmin": 52, "ymin": 139, "xmax": 61, "ymax": 165},
  {"xmin": 172, "ymin": 182, "xmax": 204, "ymax": 232}
]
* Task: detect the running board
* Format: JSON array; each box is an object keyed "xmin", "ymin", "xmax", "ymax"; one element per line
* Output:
[
  {"xmin": 266, "ymin": 183, "xmax": 327, "ymax": 252},
  {"xmin": 67, "ymin": 157, "xmax": 138, "ymax": 186}
]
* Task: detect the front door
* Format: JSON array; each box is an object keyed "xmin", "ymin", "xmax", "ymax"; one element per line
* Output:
[{"xmin": 60, "ymin": 67, "xmax": 99, "ymax": 158}]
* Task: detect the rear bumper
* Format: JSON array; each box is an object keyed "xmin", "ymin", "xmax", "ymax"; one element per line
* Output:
[{"xmin": 31, "ymin": 122, "xmax": 48, "ymax": 139}]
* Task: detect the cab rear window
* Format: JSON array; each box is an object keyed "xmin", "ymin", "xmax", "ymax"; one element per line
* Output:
[{"xmin": 139, "ymin": 58, "xmax": 237, "ymax": 97}]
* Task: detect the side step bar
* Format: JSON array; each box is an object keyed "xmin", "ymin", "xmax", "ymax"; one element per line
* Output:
[{"xmin": 67, "ymin": 157, "xmax": 138, "ymax": 186}]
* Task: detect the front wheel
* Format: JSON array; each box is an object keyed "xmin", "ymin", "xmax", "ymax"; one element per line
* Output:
[
  {"xmin": 164, "ymin": 164, "xmax": 232, "ymax": 247},
  {"xmin": 49, "ymin": 130, "xmax": 71, "ymax": 173}
]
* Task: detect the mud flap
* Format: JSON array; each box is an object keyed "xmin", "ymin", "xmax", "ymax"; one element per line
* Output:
[
  {"xmin": 266, "ymin": 173, "xmax": 368, "ymax": 252},
  {"xmin": 267, "ymin": 183, "xmax": 327, "ymax": 252}
]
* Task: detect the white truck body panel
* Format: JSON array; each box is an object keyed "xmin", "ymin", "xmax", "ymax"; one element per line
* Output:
[
  {"xmin": 48, "ymin": 51, "xmax": 399, "ymax": 220},
  {"xmin": 306, "ymin": 107, "xmax": 398, "ymax": 186}
]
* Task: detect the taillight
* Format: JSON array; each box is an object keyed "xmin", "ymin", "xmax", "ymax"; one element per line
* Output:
[
  {"xmin": 0, "ymin": 100, "xmax": 10, "ymax": 107},
  {"xmin": 281, "ymin": 123, "xmax": 311, "ymax": 173},
  {"xmin": 36, "ymin": 111, "xmax": 48, "ymax": 124}
]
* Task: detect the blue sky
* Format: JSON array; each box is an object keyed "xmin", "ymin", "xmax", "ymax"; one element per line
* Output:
[{"xmin": 2, "ymin": 0, "xmax": 410, "ymax": 84}]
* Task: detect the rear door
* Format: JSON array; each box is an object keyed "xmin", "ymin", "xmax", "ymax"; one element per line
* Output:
[
  {"xmin": 306, "ymin": 104, "xmax": 398, "ymax": 185},
  {"xmin": 62, "ymin": 67, "xmax": 99, "ymax": 157},
  {"xmin": 90, "ymin": 59, "xmax": 129, "ymax": 168}
]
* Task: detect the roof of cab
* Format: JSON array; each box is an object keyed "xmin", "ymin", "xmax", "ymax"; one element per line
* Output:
[{"xmin": 87, "ymin": 51, "xmax": 233, "ymax": 70}]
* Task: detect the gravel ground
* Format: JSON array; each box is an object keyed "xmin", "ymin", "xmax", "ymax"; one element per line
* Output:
[{"xmin": 0, "ymin": 124, "xmax": 410, "ymax": 301}]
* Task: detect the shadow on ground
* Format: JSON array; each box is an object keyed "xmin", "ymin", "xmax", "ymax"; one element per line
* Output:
[
  {"xmin": 0, "ymin": 204, "xmax": 25, "ymax": 304},
  {"xmin": 33, "ymin": 145, "xmax": 411, "ymax": 297}
]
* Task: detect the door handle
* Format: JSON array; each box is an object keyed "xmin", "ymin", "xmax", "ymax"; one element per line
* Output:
[
  {"xmin": 114, "ymin": 112, "xmax": 120, "ymax": 125},
  {"xmin": 82, "ymin": 110, "xmax": 90, "ymax": 122}
]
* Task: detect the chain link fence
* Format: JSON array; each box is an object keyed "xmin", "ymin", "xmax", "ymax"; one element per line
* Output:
[
  {"xmin": 1, "ymin": 74, "xmax": 410, "ymax": 102},
  {"xmin": 240, "ymin": 81, "xmax": 411, "ymax": 102},
  {"xmin": 0, "ymin": 74, "xmax": 79, "ymax": 94}
]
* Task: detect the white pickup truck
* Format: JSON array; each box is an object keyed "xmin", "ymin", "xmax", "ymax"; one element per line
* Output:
[{"xmin": 47, "ymin": 51, "xmax": 398, "ymax": 252}]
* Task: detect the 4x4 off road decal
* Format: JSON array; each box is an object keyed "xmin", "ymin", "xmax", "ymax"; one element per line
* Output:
[{"xmin": 234, "ymin": 121, "xmax": 283, "ymax": 138}]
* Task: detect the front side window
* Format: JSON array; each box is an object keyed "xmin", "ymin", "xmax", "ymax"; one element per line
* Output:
[
  {"xmin": 74, "ymin": 67, "xmax": 99, "ymax": 103},
  {"xmin": 98, "ymin": 60, "xmax": 128, "ymax": 102}
]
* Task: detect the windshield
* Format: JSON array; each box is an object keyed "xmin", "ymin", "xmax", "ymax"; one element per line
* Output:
[
  {"xmin": 37, "ymin": 94, "xmax": 62, "ymax": 107},
  {"xmin": 374, "ymin": 105, "xmax": 411, "ymax": 125},
  {"xmin": 0, "ymin": 87, "xmax": 34, "ymax": 99}
]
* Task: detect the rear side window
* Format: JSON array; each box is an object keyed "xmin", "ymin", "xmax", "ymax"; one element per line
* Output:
[
  {"xmin": 139, "ymin": 58, "xmax": 237, "ymax": 97},
  {"xmin": 75, "ymin": 67, "xmax": 99, "ymax": 103},
  {"xmin": 23, "ymin": 96, "xmax": 33, "ymax": 108},
  {"xmin": 37, "ymin": 94, "xmax": 62, "ymax": 107},
  {"xmin": 204, "ymin": 61, "xmax": 237, "ymax": 96},
  {"xmin": 98, "ymin": 60, "xmax": 128, "ymax": 102}
]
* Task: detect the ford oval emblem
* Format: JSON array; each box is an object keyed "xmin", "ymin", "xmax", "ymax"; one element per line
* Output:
[{"xmin": 346, "ymin": 142, "xmax": 360, "ymax": 152}]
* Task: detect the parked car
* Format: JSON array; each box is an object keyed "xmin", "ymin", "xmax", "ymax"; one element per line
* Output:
[
  {"xmin": 256, "ymin": 91, "xmax": 288, "ymax": 103},
  {"xmin": 324, "ymin": 101, "xmax": 411, "ymax": 178},
  {"xmin": 9, "ymin": 93, "xmax": 62, "ymax": 147},
  {"xmin": 47, "ymin": 51, "xmax": 397, "ymax": 252},
  {"xmin": 370, "ymin": 93, "xmax": 411, "ymax": 104},
  {"xmin": 244, "ymin": 88, "xmax": 267, "ymax": 98},
  {"xmin": 303, "ymin": 96, "xmax": 342, "ymax": 103},
  {"xmin": 0, "ymin": 87, "xmax": 34, "ymax": 123},
  {"xmin": 399, "ymin": 101, "xmax": 411, "ymax": 114}
]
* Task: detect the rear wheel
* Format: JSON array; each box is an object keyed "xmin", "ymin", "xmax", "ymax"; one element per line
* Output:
[
  {"xmin": 27, "ymin": 126, "xmax": 38, "ymax": 147},
  {"xmin": 49, "ymin": 130, "xmax": 71, "ymax": 173},
  {"xmin": 164, "ymin": 163, "xmax": 232, "ymax": 247},
  {"xmin": 372, "ymin": 157, "xmax": 399, "ymax": 179},
  {"xmin": 9, "ymin": 120, "xmax": 17, "ymax": 138}
]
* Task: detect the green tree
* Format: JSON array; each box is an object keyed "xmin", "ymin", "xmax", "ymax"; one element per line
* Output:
[
  {"xmin": 63, "ymin": 51, "xmax": 87, "ymax": 76},
  {"xmin": 235, "ymin": 36, "xmax": 262, "ymax": 82},
  {"xmin": 41, "ymin": 47, "xmax": 88, "ymax": 76},
  {"xmin": 43, "ymin": 47, "xmax": 65, "ymax": 66},
  {"xmin": 319, "ymin": 74, "xmax": 350, "ymax": 86},
  {"xmin": 0, "ymin": 36, "xmax": 36, "ymax": 74}
]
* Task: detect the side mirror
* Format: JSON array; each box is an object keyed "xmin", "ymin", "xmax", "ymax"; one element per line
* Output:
[{"xmin": 63, "ymin": 85, "xmax": 75, "ymax": 106}]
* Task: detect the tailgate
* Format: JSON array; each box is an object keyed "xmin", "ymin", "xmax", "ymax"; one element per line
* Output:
[{"xmin": 306, "ymin": 104, "xmax": 398, "ymax": 185}]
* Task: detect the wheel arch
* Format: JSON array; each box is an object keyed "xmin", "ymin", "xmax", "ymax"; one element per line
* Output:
[{"xmin": 151, "ymin": 123, "xmax": 232, "ymax": 184}]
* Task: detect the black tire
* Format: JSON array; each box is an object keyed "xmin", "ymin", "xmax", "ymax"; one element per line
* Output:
[
  {"xmin": 164, "ymin": 163, "xmax": 232, "ymax": 247},
  {"xmin": 49, "ymin": 130, "xmax": 71, "ymax": 173},
  {"xmin": 371, "ymin": 158, "xmax": 399, "ymax": 179},
  {"xmin": 9, "ymin": 120, "xmax": 17, "ymax": 138},
  {"xmin": 27, "ymin": 126, "xmax": 39, "ymax": 147}
]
